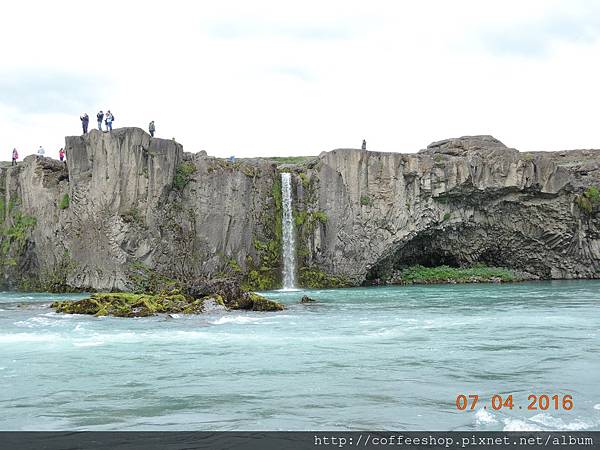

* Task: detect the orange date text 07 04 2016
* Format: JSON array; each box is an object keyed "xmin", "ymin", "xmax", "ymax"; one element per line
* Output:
[{"xmin": 455, "ymin": 394, "xmax": 574, "ymax": 411}]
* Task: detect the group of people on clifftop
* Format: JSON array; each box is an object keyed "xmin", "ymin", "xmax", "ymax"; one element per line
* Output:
[
  {"xmin": 80, "ymin": 111, "xmax": 115, "ymax": 133},
  {"xmin": 10, "ymin": 147, "xmax": 65, "ymax": 165},
  {"xmin": 8, "ymin": 113, "xmax": 157, "ymax": 167},
  {"xmin": 79, "ymin": 112, "xmax": 156, "ymax": 137}
]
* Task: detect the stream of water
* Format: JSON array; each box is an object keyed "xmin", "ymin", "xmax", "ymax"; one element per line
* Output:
[
  {"xmin": 281, "ymin": 172, "xmax": 297, "ymax": 290},
  {"xmin": 1, "ymin": 281, "xmax": 599, "ymax": 431}
]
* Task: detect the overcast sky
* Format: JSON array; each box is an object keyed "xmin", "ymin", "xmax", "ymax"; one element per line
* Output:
[{"xmin": 1, "ymin": 0, "xmax": 600, "ymax": 160}]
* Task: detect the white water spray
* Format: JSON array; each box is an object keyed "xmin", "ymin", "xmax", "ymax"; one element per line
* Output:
[{"xmin": 281, "ymin": 173, "xmax": 297, "ymax": 290}]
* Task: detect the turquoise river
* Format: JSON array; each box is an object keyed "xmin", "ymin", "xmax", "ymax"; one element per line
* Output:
[{"xmin": 1, "ymin": 281, "xmax": 599, "ymax": 431}]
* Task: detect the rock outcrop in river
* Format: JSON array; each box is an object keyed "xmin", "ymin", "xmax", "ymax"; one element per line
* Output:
[{"xmin": 1, "ymin": 129, "xmax": 599, "ymax": 291}]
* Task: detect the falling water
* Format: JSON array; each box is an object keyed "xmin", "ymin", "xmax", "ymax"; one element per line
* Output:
[{"xmin": 281, "ymin": 172, "xmax": 297, "ymax": 290}]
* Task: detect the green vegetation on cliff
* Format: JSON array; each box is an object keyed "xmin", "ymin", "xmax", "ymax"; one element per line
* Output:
[
  {"xmin": 397, "ymin": 265, "xmax": 517, "ymax": 284},
  {"xmin": 0, "ymin": 196, "xmax": 37, "ymax": 269},
  {"xmin": 59, "ymin": 193, "xmax": 70, "ymax": 210},
  {"xmin": 173, "ymin": 161, "xmax": 196, "ymax": 190},
  {"xmin": 299, "ymin": 266, "xmax": 351, "ymax": 288},
  {"xmin": 575, "ymin": 186, "xmax": 600, "ymax": 215},
  {"xmin": 243, "ymin": 175, "xmax": 283, "ymax": 290}
]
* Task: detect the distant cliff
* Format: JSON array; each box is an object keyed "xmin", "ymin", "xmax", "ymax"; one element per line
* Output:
[{"xmin": 1, "ymin": 129, "xmax": 599, "ymax": 291}]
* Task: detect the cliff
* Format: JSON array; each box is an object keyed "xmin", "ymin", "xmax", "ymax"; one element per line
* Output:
[{"xmin": 1, "ymin": 129, "xmax": 599, "ymax": 291}]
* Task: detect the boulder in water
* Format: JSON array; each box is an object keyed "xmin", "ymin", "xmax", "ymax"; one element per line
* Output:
[{"xmin": 300, "ymin": 295, "xmax": 317, "ymax": 303}]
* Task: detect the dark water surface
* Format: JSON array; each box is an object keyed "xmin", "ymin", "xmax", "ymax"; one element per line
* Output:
[{"xmin": 1, "ymin": 281, "xmax": 599, "ymax": 430}]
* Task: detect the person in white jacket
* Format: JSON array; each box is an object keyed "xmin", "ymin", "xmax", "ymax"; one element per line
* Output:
[
  {"xmin": 105, "ymin": 110, "xmax": 114, "ymax": 131},
  {"xmin": 37, "ymin": 146, "xmax": 45, "ymax": 157}
]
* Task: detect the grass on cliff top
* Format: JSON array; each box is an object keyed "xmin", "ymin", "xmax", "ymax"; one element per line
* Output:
[
  {"xmin": 261, "ymin": 156, "xmax": 317, "ymax": 164},
  {"xmin": 399, "ymin": 265, "xmax": 516, "ymax": 284}
]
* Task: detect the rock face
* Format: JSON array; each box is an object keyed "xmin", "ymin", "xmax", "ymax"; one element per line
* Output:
[{"xmin": 1, "ymin": 130, "xmax": 599, "ymax": 291}]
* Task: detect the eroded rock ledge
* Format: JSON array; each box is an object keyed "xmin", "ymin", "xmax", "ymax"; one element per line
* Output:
[{"xmin": 1, "ymin": 130, "xmax": 599, "ymax": 291}]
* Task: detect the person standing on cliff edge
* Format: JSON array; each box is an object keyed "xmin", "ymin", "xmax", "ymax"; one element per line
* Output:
[
  {"xmin": 80, "ymin": 113, "xmax": 89, "ymax": 134},
  {"xmin": 105, "ymin": 110, "xmax": 114, "ymax": 131},
  {"xmin": 37, "ymin": 146, "xmax": 45, "ymax": 158},
  {"xmin": 11, "ymin": 148, "xmax": 18, "ymax": 166},
  {"xmin": 59, "ymin": 148, "xmax": 65, "ymax": 162},
  {"xmin": 362, "ymin": 139, "xmax": 367, "ymax": 150},
  {"xmin": 97, "ymin": 110, "xmax": 104, "ymax": 131},
  {"xmin": 149, "ymin": 121, "xmax": 155, "ymax": 137}
]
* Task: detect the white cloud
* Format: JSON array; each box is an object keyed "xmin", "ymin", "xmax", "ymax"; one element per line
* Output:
[{"xmin": 1, "ymin": 0, "xmax": 600, "ymax": 161}]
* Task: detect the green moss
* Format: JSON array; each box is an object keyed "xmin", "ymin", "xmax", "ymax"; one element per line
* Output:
[
  {"xmin": 243, "ymin": 175, "xmax": 283, "ymax": 290},
  {"xmin": 59, "ymin": 193, "xmax": 70, "ymax": 210},
  {"xmin": 173, "ymin": 161, "xmax": 197, "ymax": 190},
  {"xmin": 442, "ymin": 212, "xmax": 451, "ymax": 221},
  {"xmin": 228, "ymin": 258, "xmax": 242, "ymax": 273},
  {"xmin": 228, "ymin": 292, "xmax": 284, "ymax": 311},
  {"xmin": 397, "ymin": 265, "xmax": 516, "ymax": 284},
  {"xmin": 298, "ymin": 266, "xmax": 351, "ymax": 288},
  {"xmin": 360, "ymin": 195, "xmax": 371, "ymax": 206},
  {"xmin": 313, "ymin": 211, "xmax": 327, "ymax": 224},
  {"xmin": 575, "ymin": 186, "xmax": 600, "ymax": 215},
  {"xmin": 1, "ymin": 202, "xmax": 37, "ymax": 269},
  {"xmin": 52, "ymin": 290, "xmax": 204, "ymax": 317},
  {"xmin": 294, "ymin": 210, "xmax": 307, "ymax": 227},
  {"xmin": 298, "ymin": 172, "xmax": 310, "ymax": 189}
]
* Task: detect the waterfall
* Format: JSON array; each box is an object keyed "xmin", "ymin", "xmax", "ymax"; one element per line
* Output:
[{"xmin": 281, "ymin": 172, "xmax": 297, "ymax": 290}]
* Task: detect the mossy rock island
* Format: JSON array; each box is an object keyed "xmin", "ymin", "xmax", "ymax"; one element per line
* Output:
[{"xmin": 52, "ymin": 289, "xmax": 284, "ymax": 318}]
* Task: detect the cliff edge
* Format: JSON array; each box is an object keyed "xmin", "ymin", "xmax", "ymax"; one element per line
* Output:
[{"xmin": 1, "ymin": 130, "xmax": 599, "ymax": 290}]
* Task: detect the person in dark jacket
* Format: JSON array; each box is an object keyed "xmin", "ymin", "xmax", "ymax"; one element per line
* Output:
[
  {"xmin": 361, "ymin": 139, "xmax": 367, "ymax": 150},
  {"xmin": 149, "ymin": 121, "xmax": 155, "ymax": 137},
  {"xmin": 97, "ymin": 111, "xmax": 104, "ymax": 131},
  {"xmin": 80, "ymin": 113, "xmax": 89, "ymax": 134}
]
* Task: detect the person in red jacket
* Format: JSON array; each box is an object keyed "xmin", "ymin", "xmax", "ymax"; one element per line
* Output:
[
  {"xmin": 59, "ymin": 148, "xmax": 65, "ymax": 162},
  {"xmin": 12, "ymin": 148, "xmax": 18, "ymax": 166}
]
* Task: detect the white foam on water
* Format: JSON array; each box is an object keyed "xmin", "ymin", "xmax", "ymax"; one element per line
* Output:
[
  {"xmin": 529, "ymin": 413, "xmax": 591, "ymax": 431},
  {"xmin": 503, "ymin": 418, "xmax": 543, "ymax": 431},
  {"xmin": 593, "ymin": 404, "xmax": 600, "ymax": 410},
  {"xmin": 14, "ymin": 316, "xmax": 56, "ymax": 328},
  {"xmin": 210, "ymin": 316, "xmax": 266, "ymax": 325},
  {"xmin": 503, "ymin": 414, "xmax": 593, "ymax": 432},
  {"xmin": 474, "ymin": 408, "xmax": 497, "ymax": 425}
]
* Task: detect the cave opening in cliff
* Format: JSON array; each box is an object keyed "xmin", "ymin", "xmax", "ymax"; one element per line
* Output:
[
  {"xmin": 364, "ymin": 231, "xmax": 461, "ymax": 283},
  {"xmin": 363, "ymin": 224, "xmax": 530, "ymax": 284}
]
